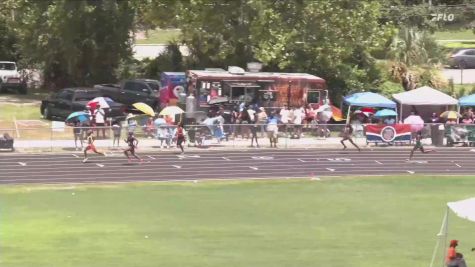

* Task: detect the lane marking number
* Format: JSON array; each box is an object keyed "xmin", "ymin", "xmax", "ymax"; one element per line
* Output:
[
  {"xmin": 326, "ymin": 168, "xmax": 335, "ymax": 172},
  {"xmin": 172, "ymin": 165, "xmax": 182, "ymax": 169},
  {"xmin": 249, "ymin": 167, "xmax": 259, "ymax": 170},
  {"xmin": 18, "ymin": 162, "xmax": 27, "ymax": 166}
]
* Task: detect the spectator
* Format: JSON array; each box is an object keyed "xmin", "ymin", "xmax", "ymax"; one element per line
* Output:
[
  {"xmin": 112, "ymin": 120, "xmax": 122, "ymax": 148},
  {"xmin": 143, "ymin": 116, "xmax": 155, "ymax": 138},
  {"xmin": 154, "ymin": 115, "xmax": 167, "ymax": 148},
  {"xmin": 279, "ymin": 104, "xmax": 290, "ymax": 135},
  {"xmin": 73, "ymin": 121, "xmax": 84, "ymax": 151},
  {"xmin": 384, "ymin": 116, "xmax": 396, "ymax": 125},
  {"xmin": 461, "ymin": 114, "xmax": 473, "ymax": 124},
  {"xmin": 292, "ymin": 106, "xmax": 304, "ymax": 138},
  {"xmin": 256, "ymin": 107, "xmax": 268, "ymax": 137},
  {"xmin": 94, "ymin": 104, "xmax": 106, "ymax": 138},
  {"xmin": 304, "ymin": 104, "xmax": 315, "ymax": 128},
  {"xmin": 267, "ymin": 112, "xmax": 280, "ymax": 148},
  {"xmin": 126, "ymin": 114, "xmax": 137, "ymax": 134},
  {"xmin": 429, "ymin": 112, "xmax": 440, "ymax": 123},
  {"xmin": 446, "ymin": 240, "xmax": 467, "ymax": 267}
]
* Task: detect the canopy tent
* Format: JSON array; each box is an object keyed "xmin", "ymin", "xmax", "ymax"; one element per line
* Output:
[
  {"xmin": 393, "ymin": 86, "xmax": 458, "ymax": 120},
  {"xmin": 429, "ymin": 197, "xmax": 475, "ymax": 267},
  {"xmin": 459, "ymin": 94, "xmax": 475, "ymax": 107},
  {"xmin": 343, "ymin": 92, "xmax": 397, "ymax": 123}
]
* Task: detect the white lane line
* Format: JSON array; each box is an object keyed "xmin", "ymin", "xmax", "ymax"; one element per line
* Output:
[
  {"xmin": 177, "ymin": 155, "xmax": 201, "ymax": 159},
  {"xmin": 297, "ymin": 159, "xmax": 306, "ymax": 162},
  {"xmin": 251, "ymin": 156, "xmax": 274, "ymax": 160},
  {"xmin": 249, "ymin": 167, "xmax": 259, "ymax": 170},
  {"xmin": 326, "ymin": 168, "xmax": 335, "ymax": 172},
  {"xmin": 96, "ymin": 164, "xmax": 104, "ymax": 168},
  {"xmin": 222, "ymin": 157, "xmax": 231, "ymax": 161},
  {"xmin": 72, "ymin": 154, "xmax": 79, "ymax": 158},
  {"xmin": 455, "ymin": 163, "xmax": 462, "ymax": 168},
  {"xmin": 147, "ymin": 156, "xmax": 156, "ymax": 160},
  {"xmin": 1, "ymin": 169, "xmax": 473, "ymax": 184},
  {"xmin": 375, "ymin": 160, "xmax": 383, "ymax": 165},
  {"xmin": 172, "ymin": 165, "xmax": 182, "ymax": 169},
  {"xmin": 17, "ymin": 162, "xmax": 27, "ymax": 166},
  {"xmin": 407, "ymin": 170, "xmax": 415, "ymax": 174}
]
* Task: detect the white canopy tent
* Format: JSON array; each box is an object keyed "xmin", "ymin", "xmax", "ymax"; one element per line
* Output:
[
  {"xmin": 429, "ymin": 198, "xmax": 475, "ymax": 267},
  {"xmin": 393, "ymin": 86, "xmax": 458, "ymax": 120}
]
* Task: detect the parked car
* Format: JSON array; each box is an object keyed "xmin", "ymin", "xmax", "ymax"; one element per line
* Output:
[
  {"xmin": 449, "ymin": 49, "xmax": 475, "ymax": 69},
  {"xmin": 40, "ymin": 88, "xmax": 126, "ymax": 120},
  {"xmin": 0, "ymin": 61, "xmax": 27, "ymax": 94},
  {"xmin": 95, "ymin": 79, "xmax": 161, "ymax": 110}
]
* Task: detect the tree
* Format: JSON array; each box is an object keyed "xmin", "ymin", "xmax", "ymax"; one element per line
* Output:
[
  {"xmin": 249, "ymin": 0, "xmax": 394, "ymax": 100},
  {"xmin": 12, "ymin": 0, "xmax": 136, "ymax": 89}
]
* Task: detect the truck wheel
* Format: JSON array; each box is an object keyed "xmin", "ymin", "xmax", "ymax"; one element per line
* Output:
[{"xmin": 44, "ymin": 107, "xmax": 52, "ymax": 120}]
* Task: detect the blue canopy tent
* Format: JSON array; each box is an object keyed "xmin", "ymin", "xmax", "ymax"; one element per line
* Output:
[
  {"xmin": 343, "ymin": 92, "xmax": 398, "ymax": 123},
  {"xmin": 459, "ymin": 94, "xmax": 475, "ymax": 107}
]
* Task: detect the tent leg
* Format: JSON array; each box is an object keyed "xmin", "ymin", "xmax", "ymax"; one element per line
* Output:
[
  {"xmin": 429, "ymin": 208, "xmax": 449, "ymax": 267},
  {"xmin": 457, "ymin": 105, "xmax": 461, "ymax": 124},
  {"xmin": 346, "ymin": 105, "xmax": 352, "ymax": 124},
  {"xmin": 400, "ymin": 105, "xmax": 403, "ymax": 123}
]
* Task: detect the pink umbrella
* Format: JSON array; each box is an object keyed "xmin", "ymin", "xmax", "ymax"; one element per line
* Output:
[{"xmin": 404, "ymin": 115, "xmax": 424, "ymax": 132}]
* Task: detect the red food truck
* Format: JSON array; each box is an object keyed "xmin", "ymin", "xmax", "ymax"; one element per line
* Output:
[{"xmin": 185, "ymin": 68, "xmax": 329, "ymax": 110}]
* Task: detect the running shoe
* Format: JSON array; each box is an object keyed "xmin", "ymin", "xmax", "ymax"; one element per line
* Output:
[{"xmin": 82, "ymin": 158, "xmax": 88, "ymax": 163}]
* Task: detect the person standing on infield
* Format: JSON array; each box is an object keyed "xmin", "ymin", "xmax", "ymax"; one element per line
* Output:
[
  {"xmin": 340, "ymin": 124, "xmax": 361, "ymax": 151},
  {"xmin": 124, "ymin": 132, "xmax": 142, "ymax": 163},
  {"xmin": 409, "ymin": 131, "xmax": 434, "ymax": 160},
  {"xmin": 83, "ymin": 130, "xmax": 106, "ymax": 163},
  {"xmin": 176, "ymin": 122, "xmax": 186, "ymax": 154}
]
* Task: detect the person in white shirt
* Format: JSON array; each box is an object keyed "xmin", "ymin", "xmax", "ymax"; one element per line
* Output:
[
  {"xmin": 292, "ymin": 106, "xmax": 304, "ymax": 138},
  {"xmin": 94, "ymin": 105, "xmax": 106, "ymax": 138},
  {"xmin": 247, "ymin": 106, "xmax": 256, "ymax": 122},
  {"xmin": 279, "ymin": 105, "xmax": 290, "ymax": 136}
]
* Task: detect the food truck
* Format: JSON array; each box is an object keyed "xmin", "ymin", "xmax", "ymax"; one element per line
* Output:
[{"xmin": 185, "ymin": 68, "xmax": 328, "ymax": 111}]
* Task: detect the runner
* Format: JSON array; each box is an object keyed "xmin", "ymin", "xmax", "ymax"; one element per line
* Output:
[
  {"xmin": 124, "ymin": 132, "xmax": 143, "ymax": 163},
  {"xmin": 409, "ymin": 131, "xmax": 434, "ymax": 160},
  {"xmin": 340, "ymin": 124, "xmax": 361, "ymax": 151},
  {"xmin": 176, "ymin": 122, "xmax": 186, "ymax": 154},
  {"xmin": 83, "ymin": 130, "xmax": 106, "ymax": 163}
]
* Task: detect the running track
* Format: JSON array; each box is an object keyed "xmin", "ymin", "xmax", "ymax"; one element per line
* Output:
[{"xmin": 1, "ymin": 148, "xmax": 475, "ymax": 184}]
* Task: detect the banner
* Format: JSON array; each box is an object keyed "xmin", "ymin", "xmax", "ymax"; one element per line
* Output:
[{"xmin": 366, "ymin": 124, "xmax": 412, "ymax": 143}]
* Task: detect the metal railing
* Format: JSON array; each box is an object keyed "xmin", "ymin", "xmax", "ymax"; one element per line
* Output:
[{"xmin": 0, "ymin": 122, "xmax": 471, "ymax": 152}]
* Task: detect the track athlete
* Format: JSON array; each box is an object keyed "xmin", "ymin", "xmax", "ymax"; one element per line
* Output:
[
  {"xmin": 83, "ymin": 130, "xmax": 106, "ymax": 163},
  {"xmin": 409, "ymin": 131, "xmax": 434, "ymax": 160},
  {"xmin": 340, "ymin": 124, "xmax": 361, "ymax": 151},
  {"xmin": 124, "ymin": 132, "xmax": 143, "ymax": 163}
]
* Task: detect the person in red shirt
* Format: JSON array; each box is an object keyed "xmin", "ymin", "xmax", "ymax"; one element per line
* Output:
[
  {"xmin": 175, "ymin": 122, "xmax": 186, "ymax": 154},
  {"xmin": 446, "ymin": 240, "xmax": 467, "ymax": 267}
]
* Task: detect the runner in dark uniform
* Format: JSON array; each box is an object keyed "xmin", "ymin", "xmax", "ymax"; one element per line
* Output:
[
  {"xmin": 124, "ymin": 132, "xmax": 142, "ymax": 163},
  {"xmin": 409, "ymin": 131, "xmax": 434, "ymax": 160},
  {"xmin": 340, "ymin": 124, "xmax": 361, "ymax": 151},
  {"xmin": 176, "ymin": 122, "xmax": 186, "ymax": 154}
]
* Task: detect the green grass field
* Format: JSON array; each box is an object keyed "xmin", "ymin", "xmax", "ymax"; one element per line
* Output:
[
  {"xmin": 434, "ymin": 29, "xmax": 475, "ymax": 40},
  {"xmin": 135, "ymin": 29, "xmax": 181, "ymax": 44},
  {"xmin": 1, "ymin": 176, "xmax": 475, "ymax": 267}
]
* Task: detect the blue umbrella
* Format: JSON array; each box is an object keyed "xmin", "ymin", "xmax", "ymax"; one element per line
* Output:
[
  {"xmin": 66, "ymin": 111, "xmax": 89, "ymax": 122},
  {"xmin": 375, "ymin": 109, "xmax": 397, "ymax": 117}
]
